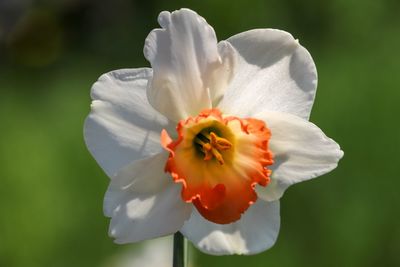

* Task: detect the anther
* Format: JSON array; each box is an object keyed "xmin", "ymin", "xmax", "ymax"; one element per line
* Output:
[
  {"xmin": 210, "ymin": 132, "xmax": 232, "ymax": 150},
  {"xmin": 194, "ymin": 130, "xmax": 232, "ymax": 165}
]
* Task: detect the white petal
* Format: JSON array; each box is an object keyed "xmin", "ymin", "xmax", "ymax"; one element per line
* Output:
[
  {"xmin": 105, "ymin": 152, "xmax": 192, "ymax": 243},
  {"xmin": 144, "ymin": 9, "xmax": 233, "ymax": 122},
  {"xmin": 181, "ymin": 200, "xmax": 280, "ymax": 255},
  {"xmin": 84, "ymin": 68, "xmax": 171, "ymax": 177},
  {"xmin": 256, "ymin": 111, "xmax": 343, "ymax": 201},
  {"xmin": 209, "ymin": 41, "xmax": 237, "ymax": 106},
  {"xmin": 218, "ymin": 29, "xmax": 317, "ymax": 120},
  {"xmin": 109, "ymin": 237, "xmax": 172, "ymax": 267}
]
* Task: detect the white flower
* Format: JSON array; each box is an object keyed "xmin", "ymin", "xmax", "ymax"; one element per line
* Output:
[{"xmin": 84, "ymin": 8, "xmax": 343, "ymax": 255}]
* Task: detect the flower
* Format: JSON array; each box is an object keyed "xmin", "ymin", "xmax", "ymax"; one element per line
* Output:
[{"xmin": 84, "ymin": 8, "xmax": 343, "ymax": 255}]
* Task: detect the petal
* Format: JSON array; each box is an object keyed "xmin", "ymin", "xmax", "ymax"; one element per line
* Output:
[
  {"xmin": 105, "ymin": 152, "xmax": 192, "ymax": 243},
  {"xmin": 118, "ymin": 237, "xmax": 172, "ymax": 267},
  {"xmin": 256, "ymin": 111, "xmax": 344, "ymax": 201},
  {"xmin": 181, "ymin": 200, "xmax": 280, "ymax": 255},
  {"xmin": 218, "ymin": 29, "xmax": 317, "ymax": 120},
  {"xmin": 144, "ymin": 9, "xmax": 234, "ymax": 122},
  {"xmin": 84, "ymin": 68, "xmax": 170, "ymax": 177},
  {"xmin": 209, "ymin": 41, "xmax": 237, "ymax": 106}
]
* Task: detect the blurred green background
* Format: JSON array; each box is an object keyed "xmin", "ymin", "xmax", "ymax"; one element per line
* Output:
[{"xmin": 1, "ymin": 0, "xmax": 399, "ymax": 266}]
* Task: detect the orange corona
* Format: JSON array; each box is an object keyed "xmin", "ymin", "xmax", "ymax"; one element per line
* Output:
[{"xmin": 161, "ymin": 109, "xmax": 274, "ymax": 224}]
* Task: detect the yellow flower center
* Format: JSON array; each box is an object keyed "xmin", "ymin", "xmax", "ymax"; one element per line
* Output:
[
  {"xmin": 161, "ymin": 108, "xmax": 274, "ymax": 224},
  {"xmin": 194, "ymin": 131, "xmax": 232, "ymax": 164}
]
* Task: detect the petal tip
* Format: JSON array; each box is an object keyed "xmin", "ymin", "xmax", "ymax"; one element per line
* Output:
[{"xmin": 158, "ymin": 11, "xmax": 171, "ymax": 27}]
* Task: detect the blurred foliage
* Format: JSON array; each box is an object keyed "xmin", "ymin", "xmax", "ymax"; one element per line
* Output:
[{"xmin": 0, "ymin": 0, "xmax": 399, "ymax": 266}]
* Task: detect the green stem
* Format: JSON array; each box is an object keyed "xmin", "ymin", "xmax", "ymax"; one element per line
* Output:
[{"xmin": 173, "ymin": 232, "xmax": 186, "ymax": 267}]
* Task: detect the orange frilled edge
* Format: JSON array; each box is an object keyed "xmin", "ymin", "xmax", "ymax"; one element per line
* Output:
[{"xmin": 161, "ymin": 109, "xmax": 274, "ymax": 224}]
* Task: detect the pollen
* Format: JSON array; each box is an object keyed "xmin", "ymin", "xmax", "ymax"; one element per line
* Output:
[{"xmin": 194, "ymin": 131, "xmax": 232, "ymax": 164}]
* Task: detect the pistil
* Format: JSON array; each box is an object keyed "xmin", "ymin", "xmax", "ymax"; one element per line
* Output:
[{"xmin": 194, "ymin": 131, "xmax": 232, "ymax": 164}]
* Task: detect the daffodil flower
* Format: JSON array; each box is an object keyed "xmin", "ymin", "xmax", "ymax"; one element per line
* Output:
[{"xmin": 84, "ymin": 8, "xmax": 343, "ymax": 255}]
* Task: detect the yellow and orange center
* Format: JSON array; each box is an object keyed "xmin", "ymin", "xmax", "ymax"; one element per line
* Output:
[{"xmin": 161, "ymin": 109, "xmax": 274, "ymax": 224}]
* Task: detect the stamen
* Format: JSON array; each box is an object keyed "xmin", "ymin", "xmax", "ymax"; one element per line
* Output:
[
  {"xmin": 202, "ymin": 143, "xmax": 214, "ymax": 161},
  {"xmin": 194, "ymin": 131, "xmax": 232, "ymax": 165},
  {"xmin": 210, "ymin": 132, "xmax": 232, "ymax": 150},
  {"xmin": 211, "ymin": 147, "xmax": 225, "ymax": 165}
]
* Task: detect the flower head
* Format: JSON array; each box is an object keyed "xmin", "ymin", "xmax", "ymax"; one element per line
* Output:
[{"xmin": 84, "ymin": 8, "xmax": 343, "ymax": 255}]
